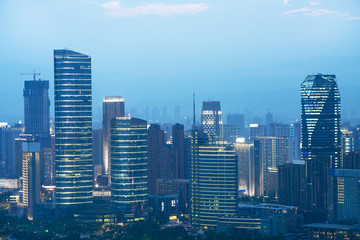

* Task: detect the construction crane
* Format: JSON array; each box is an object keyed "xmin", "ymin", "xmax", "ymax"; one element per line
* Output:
[{"xmin": 21, "ymin": 70, "xmax": 41, "ymax": 81}]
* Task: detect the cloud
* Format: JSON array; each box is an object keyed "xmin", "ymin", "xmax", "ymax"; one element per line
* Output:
[
  {"xmin": 282, "ymin": 7, "xmax": 336, "ymax": 16},
  {"xmin": 310, "ymin": 2, "xmax": 320, "ymax": 6},
  {"xmin": 348, "ymin": 16, "xmax": 360, "ymax": 20},
  {"xmin": 283, "ymin": 0, "xmax": 290, "ymax": 4},
  {"xmin": 101, "ymin": 1, "xmax": 209, "ymax": 18}
]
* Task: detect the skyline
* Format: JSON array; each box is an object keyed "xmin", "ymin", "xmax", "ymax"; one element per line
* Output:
[{"xmin": 1, "ymin": 0, "xmax": 360, "ymax": 123}]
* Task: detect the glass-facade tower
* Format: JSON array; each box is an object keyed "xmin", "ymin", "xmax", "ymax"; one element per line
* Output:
[
  {"xmin": 54, "ymin": 49, "xmax": 93, "ymax": 210},
  {"xmin": 201, "ymin": 101, "xmax": 223, "ymax": 139},
  {"xmin": 111, "ymin": 117, "xmax": 147, "ymax": 222},
  {"xmin": 102, "ymin": 96, "xmax": 125, "ymax": 175},
  {"xmin": 190, "ymin": 127, "xmax": 238, "ymax": 231},
  {"xmin": 301, "ymin": 74, "xmax": 341, "ymax": 222}
]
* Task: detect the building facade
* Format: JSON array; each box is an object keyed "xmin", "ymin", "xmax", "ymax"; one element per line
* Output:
[
  {"xmin": 201, "ymin": 101, "xmax": 223, "ymax": 139},
  {"xmin": 301, "ymin": 74, "xmax": 341, "ymax": 222},
  {"xmin": 102, "ymin": 96, "xmax": 125, "ymax": 175},
  {"xmin": 54, "ymin": 49, "xmax": 93, "ymax": 211},
  {"xmin": 191, "ymin": 128, "xmax": 238, "ymax": 231},
  {"xmin": 23, "ymin": 79, "xmax": 50, "ymax": 148},
  {"xmin": 111, "ymin": 117, "xmax": 147, "ymax": 222},
  {"xmin": 21, "ymin": 141, "xmax": 41, "ymax": 220},
  {"xmin": 234, "ymin": 138, "xmax": 255, "ymax": 196}
]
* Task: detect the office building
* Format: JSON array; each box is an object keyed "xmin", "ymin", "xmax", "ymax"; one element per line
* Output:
[
  {"xmin": 234, "ymin": 138, "xmax": 255, "ymax": 196},
  {"xmin": 223, "ymin": 124, "xmax": 241, "ymax": 143},
  {"xmin": 289, "ymin": 122, "xmax": 301, "ymax": 163},
  {"xmin": 0, "ymin": 123, "xmax": 22, "ymax": 178},
  {"xmin": 200, "ymin": 101, "xmax": 223, "ymax": 139},
  {"xmin": 21, "ymin": 141, "xmax": 40, "ymax": 220},
  {"xmin": 191, "ymin": 128, "xmax": 237, "ymax": 230},
  {"xmin": 301, "ymin": 74, "xmax": 341, "ymax": 222},
  {"xmin": 111, "ymin": 117, "xmax": 147, "ymax": 222},
  {"xmin": 227, "ymin": 113, "xmax": 245, "ymax": 137},
  {"xmin": 54, "ymin": 49, "xmax": 93, "ymax": 211},
  {"xmin": 147, "ymin": 124, "xmax": 171, "ymax": 194},
  {"xmin": 249, "ymin": 124, "xmax": 265, "ymax": 140},
  {"xmin": 148, "ymin": 194, "xmax": 179, "ymax": 222},
  {"xmin": 254, "ymin": 136, "xmax": 289, "ymax": 197},
  {"xmin": 341, "ymin": 129, "xmax": 354, "ymax": 159},
  {"xmin": 92, "ymin": 129, "xmax": 103, "ymax": 178},
  {"xmin": 328, "ymin": 168, "xmax": 360, "ymax": 224},
  {"xmin": 172, "ymin": 123, "xmax": 185, "ymax": 179},
  {"xmin": 102, "ymin": 96, "xmax": 124, "ymax": 175},
  {"xmin": 23, "ymin": 79, "xmax": 50, "ymax": 148},
  {"xmin": 156, "ymin": 179, "xmax": 190, "ymax": 214},
  {"xmin": 278, "ymin": 160, "xmax": 306, "ymax": 210},
  {"xmin": 343, "ymin": 151, "xmax": 360, "ymax": 169},
  {"xmin": 303, "ymin": 223, "xmax": 359, "ymax": 240}
]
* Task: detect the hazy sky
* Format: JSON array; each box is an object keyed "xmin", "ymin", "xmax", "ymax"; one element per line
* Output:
[{"xmin": 1, "ymin": 0, "xmax": 360, "ymax": 125}]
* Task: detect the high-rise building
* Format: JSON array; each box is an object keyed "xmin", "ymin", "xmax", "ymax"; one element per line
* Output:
[
  {"xmin": 301, "ymin": 74, "xmax": 341, "ymax": 222},
  {"xmin": 156, "ymin": 179, "xmax": 190, "ymax": 215},
  {"xmin": 227, "ymin": 113, "xmax": 245, "ymax": 137},
  {"xmin": 111, "ymin": 117, "xmax": 147, "ymax": 222},
  {"xmin": 21, "ymin": 141, "xmax": 40, "ymax": 220},
  {"xmin": 190, "ymin": 128, "xmax": 237, "ymax": 231},
  {"xmin": 341, "ymin": 129, "xmax": 354, "ymax": 159},
  {"xmin": 343, "ymin": 151, "xmax": 360, "ymax": 170},
  {"xmin": 289, "ymin": 122, "xmax": 301, "ymax": 163},
  {"xmin": 254, "ymin": 136, "xmax": 289, "ymax": 197},
  {"xmin": 172, "ymin": 123, "xmax": 185, "ymax": 179},
  {"xmin": 0, "ymin": 123, "xmax": 22, "ymax": 178},
  {"xmin": 201, "ymin": 101, "xmax": 223, "ymax": 139},
  {"xmin": 92, "ymin": 129, "xmax": 103, "ymax": 181},
  {"xmin": 278, "ymin": 160, "xmax": 306, "ymax": 210},
  {"xmin": 328, "ymin": 169, "xmax": 360, "ymax": 224},
  {"xmin": 23, "ymin": 79, "xmax": 50, "ymax": 148},
  {"xmin": 147, "ymin": 124, "xmax": 171, "ymax": 194},
  {"xmin": 54, "ymin": 49, "xmax": 93, "ymax": 211},
  {"xmin": 249, "ymin": 124, "xmax": 265, "ymax": 140},
  {"xmin": 102, "ymin": 96, "xmax": 124, "ymax": 175},
  {"xmin": 234, "ymin": 138, "xmax": 255, "ymax": 196}
]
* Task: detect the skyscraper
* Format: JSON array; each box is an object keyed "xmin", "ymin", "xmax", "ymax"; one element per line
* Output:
[
  {"xmin": 54, "ymin": 49, "xmax": 93, "ymax": 211},
  {"xmin": 172, "ymin": 123, "xmax": 185, "ymax": 179},
  {"xmin": 111, "ymin": 117, "xmax": 147, "ymax": 222},
  {"xmin": 254, "ymin": 136, "xmax": 289, "ymax": 197},
  {"xmin": 190, "ymin": 128, "xmax": 237, "ymax": 231},
  {"xmin": 278, "ymin": 160, "xmax": 306, "ymax": 210},
  {"xmin": 301, "ymin": 74, "xmax": 341, "ymax": 222},
  {"xmin": 147, "ymin": 124, "xmax": 171, "ymax": 195},
  {"xmin": 234, "ymin": 138, "xmax": 255, "ymax": 196},
  {"xmin": 21, "ymin": 141, "xmax": 40, "ymax": 220},
  {"xmin": 201, "ymin": 101, "xmax": 223, "ymax": 139},
  {"xmin": 102, "ymin": 96, "xmax": 125, "ymax": 175},
  {"xmin": 23, "ymin": 79, "xmax": 50, "ymax": 148}
]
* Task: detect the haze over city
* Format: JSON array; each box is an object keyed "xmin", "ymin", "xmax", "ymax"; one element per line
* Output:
[{"xmin": 1, "ymin": 0, "xmax": 360, "ymax": 124}]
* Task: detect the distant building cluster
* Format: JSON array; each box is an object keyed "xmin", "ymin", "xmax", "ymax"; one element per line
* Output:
[{"xmin": 1, "ymin": 49, "xmax": 360, "ymax": 239}]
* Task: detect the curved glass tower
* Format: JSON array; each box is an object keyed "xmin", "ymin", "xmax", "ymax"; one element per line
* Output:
[
  {"xmin": 111, "ymin": 117, "xmax": 147, "ymax": 222},
  {"xmin": 54, "ymin": 49, "xmax": 93, "ymax": 210},
  {"xmin": 301, "ymin": 74, "xmax": 341, "ymax": 221}
]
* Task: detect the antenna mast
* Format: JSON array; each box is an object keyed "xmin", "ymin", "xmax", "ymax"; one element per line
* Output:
[
  {"xmin": 193, "ymin": 92, "xmax": 196, "ymax": 126},
  {"xmin": 21, "ymin": 70, "xmax": 41, "ymax": 81}
]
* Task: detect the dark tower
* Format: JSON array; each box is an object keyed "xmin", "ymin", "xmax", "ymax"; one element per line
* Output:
[
  {"xmin": 23, "ymin": 78, "xmax": 50, "ymax": 148},
  {"xmin": 301, "ymin": 74, "xmax": 341, "ymax": 222}
]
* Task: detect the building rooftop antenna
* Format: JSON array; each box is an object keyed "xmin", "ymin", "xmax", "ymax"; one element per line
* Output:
[
  {"xmin": 193, "ymin": 92, "xmax": 196, "ymax": 127},
  {"xmin": 21, "ymin": 70, "xmax": 41, "ymax": 81}
]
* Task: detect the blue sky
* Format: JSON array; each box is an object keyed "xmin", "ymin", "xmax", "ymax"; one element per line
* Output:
[{"xmin": 1, "ymin": 0, "xmax": 360, "ymax": 125}]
